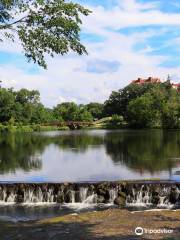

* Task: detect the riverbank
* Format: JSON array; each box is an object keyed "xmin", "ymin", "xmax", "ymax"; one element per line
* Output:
[
  {"xmin": 0, "ymin": 123, "xmax": 179, "ymax": 133},
  {"xmin": 0, "ymin": 124, "xmax": 70, "ymax": 133},
  {"xmin": 0, "ymin": 209, "xmax": 179, "ymax": 239}
]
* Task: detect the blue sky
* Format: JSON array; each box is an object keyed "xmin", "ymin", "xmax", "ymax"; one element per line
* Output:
[{"xmin": 0, "ymin": 0, "xmax": 180, "ymax": 107}]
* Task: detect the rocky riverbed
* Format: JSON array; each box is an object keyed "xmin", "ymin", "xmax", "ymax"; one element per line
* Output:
[{"xmin": 0, "ymin": 209, "xmax": 179, "ymax": 240}]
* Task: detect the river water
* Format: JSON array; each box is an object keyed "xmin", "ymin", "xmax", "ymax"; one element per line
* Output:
[
  {"xmin": 0, "ymin": 129, "xmax": 180, "ymax": 182},
  {"xmin": 0, "ymin": 129, "xmax": 180, "ymax": 222}
]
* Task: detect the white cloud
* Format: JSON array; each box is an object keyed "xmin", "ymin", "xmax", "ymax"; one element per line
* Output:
[
  {"xmin": 82, "ymin": 0, "xmax": 180, "ymax": 34},
  {"xmin": 0, "ymin": 0, "xmax": 180, "ymax": 107}
]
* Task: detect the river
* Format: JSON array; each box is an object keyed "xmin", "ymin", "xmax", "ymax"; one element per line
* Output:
[{"xmin": 0, "ymin": 129, "xmax": 180, "ymax": 182}]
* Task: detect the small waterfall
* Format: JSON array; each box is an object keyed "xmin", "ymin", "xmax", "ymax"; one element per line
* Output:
[
  {"xmin": 158, "ymin": 196, "xmax": 167, "ymax": 207},
  {"xmin": 83, "ymin": 193, "xmax": 97, "ymax": 204},
  {"xmin": 0, "ymin": 187, "xmax": 16, "ymax": 204},
  {"xmin": 6, "ymin": 192, "xmax": 16, "ymax": 203},
  {"xmin": 46, "ymin": 188, "xmax": 54, "ymax": 203},
  {"xmin": 126, "ymin": 186, "xmax": 152, "ymax": 207},
  {"xmin": 109, "ymin": 189, "xmax": 117, "ymax": 204},
  {"xmin": 0, "ymin": 189, "xmax": 7, "ymax": 203},
  {"xmin": 71, "ymin": 190, "xmax": 75, "ymax": 203},
  {"xmin": 0, "ymin": 183, "xmax": 179, "ymax": 209},
  {"xmin": 24, "ymin": 187, "xmax": 44, "ymax": 203},
  {"xmin": 79, "ymin": 187, "xmax": 88, "ymax": 202}
]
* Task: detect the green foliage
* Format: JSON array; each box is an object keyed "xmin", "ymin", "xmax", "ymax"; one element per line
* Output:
[
  {"xmin": 53, "ymin": 102, "xmax": 93, "ymax": 122},
  {"xmin": 0, "ymin": 88, "xmax": 15, "ymax": 122},
  {"xmin": 86, "ymin": 102, "xmax": 104, "ymax": 119},
  {"xmin": 0, "ymin": 0, "xmax": 91, "ymax": 68},
  {"xmin": 105, "ymin": 82, "xmax": 180, "ymax": 129},
  {"xmin": 0, "ymin": 81, "xmax": 180, "ymax": 131},
  {"xmin": 78, "ymin": 110, "xmax": 93, "ymax": 122},
  {"xmin": 127, "ymin": 94, "xmax": 158, "ymax": 128},
  {"xmin": 161, "ymin": 96, "xmax": 180, "ymax": 128},
  {"xmin": 107, "ymin": 114, "xmax": 126, "ymax": 129},
  {"xmin": 53, "ymin": 102, "xmax": 78, "ymax": 121},
  {"xmin": 104, "ymin": 83, "xmax": 155, "ymax": 118},
  {"xmin": 0, "ymin": 87, "xmax": 94, "ymax": 131}
]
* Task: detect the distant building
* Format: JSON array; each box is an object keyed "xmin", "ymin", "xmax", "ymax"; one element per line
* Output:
[
  {"xmin": 131, "ymin": 77, "xmax": 161, "ymax": 85},
  {"xmin": 132, "ymin": 76, "xmax": 180, "ymax": 92}
]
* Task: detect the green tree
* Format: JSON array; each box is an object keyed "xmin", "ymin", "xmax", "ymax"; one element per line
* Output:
[
  {"xmin": 15, "ymin": 89, "xmax": 40, "ymax": 105},
  {"xmin": 0, "ymin": 88, "xmax": 15, "ymax": 122},
  {"xmin": 127, "ymin": 93, "xmax": 158, "ymax": 128},
  {"xmin": 14, "ymin": 89, "xmax": 42, "ymax": 123},
  {"xmin": 104, "ymin": 83, "xmax": 155, "ymax": 118},
  {"xmin": 0, "ymin": 0, "xmax": 91, "ymax": 68},
  {"xmin": 162, "ymin": 96, "xmax": 180, "ymax": 128},
  {"xmin": 126, "ymin": 84, "xmax": 180, "ymax": 128},
  {"xmin": 53, "ymin": 102, "xmax": 93, "ymax": 122},
  {"xmin": 78, "ymin": 109, "xmax": 93, "ymax": 122},
  {"xmin": 107, "ymin": 114, "xmax": 125, "ymax": 129},
  {"xmin": 53, "ymin": 102, "xmax": 79, "ymax": 121},
  {"xmin": 86, "ymin": 102, "xmax": 104, "ymax": 119}
]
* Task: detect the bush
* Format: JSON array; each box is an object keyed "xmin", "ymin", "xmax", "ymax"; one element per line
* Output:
[
  {"xmin": 107, "ymin": 115, "xmax": 126, "ymax": 129},
  {"xmin": 32, "ymin": 124, "xmax": 41, "ymax": 132},
  {"xmin": 0, "ymin": 123, "xmax": 6, "ymax": 132}
]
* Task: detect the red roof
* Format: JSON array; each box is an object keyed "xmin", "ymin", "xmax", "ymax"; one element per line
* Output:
[
  {"xmin": 172, "ymin": 83, "xmax": 180, "ymax": 87},
  {"xmin": 132, "ymin": 77, "xmax": 161, "ymax": 84}
]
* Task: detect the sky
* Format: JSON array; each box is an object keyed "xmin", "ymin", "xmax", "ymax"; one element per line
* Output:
[{"xmin": 0, "ymin": 0, "xmax": 180, "ymax": 107}]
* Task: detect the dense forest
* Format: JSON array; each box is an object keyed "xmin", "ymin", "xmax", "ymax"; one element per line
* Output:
[{"xmin": 0, "ymin": 79, "xmax": 180, "ymax": 130}]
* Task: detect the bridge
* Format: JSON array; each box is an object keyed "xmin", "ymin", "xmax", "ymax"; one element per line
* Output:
[
  {"xmin": 44, "ymin": 117, "xmax": 112, "ymax": 130},
  {"xmin": 45, "ymin": 121, "xmax": 93, "ymax": 130}
]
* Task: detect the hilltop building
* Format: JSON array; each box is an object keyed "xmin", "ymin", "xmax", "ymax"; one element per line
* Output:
[
  {"xmin": 131, "ymin": 76, "xmax": 180, "ymax": 92},
  {"xmin": 131, "ymin": 77, "xmax": 161, "ymax": 85}
]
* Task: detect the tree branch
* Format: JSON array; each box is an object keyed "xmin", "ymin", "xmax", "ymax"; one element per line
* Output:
[{"xmin": 0, "ymin": 16, "xmax": 28, "ymax": 30}]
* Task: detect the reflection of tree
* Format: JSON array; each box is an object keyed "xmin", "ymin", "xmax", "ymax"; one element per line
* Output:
[
  {"xmin": 0, "ymin": 133, "xmax": 44, "ymax": 174},
  {"xmin": 52, "ymin": 133, "xmax": 103, "ymax": 152},
  {"xmin": 0, "ymin": 132, "xmax": 103, "ymax": 174},
  {"xmin": 1, "ymin": 130, "xmax": 180, "ymax": 176},
  {"xmin": 104, "ymin": 130, "xmax": 180, "ymax": 174}
]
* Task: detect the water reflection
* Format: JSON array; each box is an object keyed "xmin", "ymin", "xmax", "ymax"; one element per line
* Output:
[
  {"xmin": 0, "ymin": 130, "xmax": 179, "ymax": 181},
  {"xmin": 105, "ymin": 130, "xmax": 179, "ymax": 173},
  {"xmin": 0, "ymin": 133, "xmax": 42, "ymax": 174}
]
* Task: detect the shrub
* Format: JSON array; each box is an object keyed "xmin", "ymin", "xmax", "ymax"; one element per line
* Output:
[{"xmin": 107, "ymin": 115, "xmax": 126, "ymax": 129}]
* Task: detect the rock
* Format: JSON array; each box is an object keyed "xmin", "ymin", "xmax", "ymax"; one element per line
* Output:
[
  {"xmin": 16, "ymin": 195, "xmax": 24, "ymax": 203},
  {"xmin": 97, "ymin": 195, "xmax": 105, "ymax": 204},
  {"xmin": 169, "ymin": 188, "xmax": 178, "ymax": 204},
  {"xmin": 75, "ymin": 191, "xmax": 80, "ymax": 202},
  {"xmin": 97, "ymin": 188, "xmax": 106, "ymax": 196},
  {"xmin": 151, "ymin": 195, "xmax": 160, "ymax": 205},
  {"xmin": 57, "ymin": 192, "xmax": 64, "ymax": 203},
  {"xmin": 114, "ymin": 196, "xmax": 126, "ymax": 207},
  {"xmin": 118, "ymin": 191, "xmax": 126, "ymax": 198},
  {"xmin": 121, "ymin": 183, "xmax": 127, "ymax": 193},
  {"xmin": 64, "ymin": 190, "xmax": 75, "ymax": 203}
]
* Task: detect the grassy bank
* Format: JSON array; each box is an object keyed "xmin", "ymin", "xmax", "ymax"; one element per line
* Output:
[
  {"xmin": 0, "ymin": 124, "xmax": 69, "ymax": 133},
  {"xmin": 0, "ymin": 116, "xmax": 122, "ymax": 132}
]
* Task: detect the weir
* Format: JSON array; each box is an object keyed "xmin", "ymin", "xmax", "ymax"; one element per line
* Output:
[{"xmin": 0, "ymin": 182, "xmax": 179, "ymax": 208}]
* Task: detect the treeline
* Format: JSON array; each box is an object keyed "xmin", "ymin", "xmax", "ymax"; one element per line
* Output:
[
  {"xmin": 0, "ymin": 79, "xmax": 180, "ymax": 129},
  {"xmin": 0, "ymin": 87, "xmax": 104, "ymax": 126}
]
